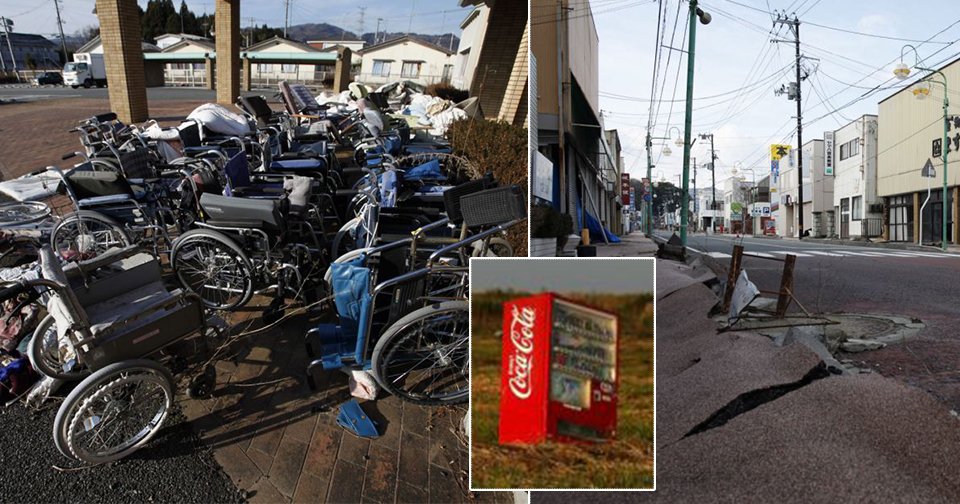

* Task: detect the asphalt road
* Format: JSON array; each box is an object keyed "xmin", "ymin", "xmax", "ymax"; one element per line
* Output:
[{"xmin": 0, "ymin": 86, "xmax": 279, "ymax": 103}]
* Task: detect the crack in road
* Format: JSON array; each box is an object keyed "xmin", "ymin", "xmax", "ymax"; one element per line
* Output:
[{"xmin": 682, "ymin": 362, "xmax": 835, "ymax": 438}]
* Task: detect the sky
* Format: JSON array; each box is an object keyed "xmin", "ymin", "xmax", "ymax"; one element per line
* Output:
[
  {"xmin": 471, "ymin": 258, "xmax": 654, "ymax": 293},
  {"xmin": 592, "ymin": 0, "xmax": 960, "ymax": 188},
  {"xmin": 0, "ymin": 0, "xmax": 472, "ymax": 39}
]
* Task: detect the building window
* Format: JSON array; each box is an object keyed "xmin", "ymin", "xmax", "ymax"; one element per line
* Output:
[
  {"xmin": 260, "ymin": 63, "xmax": 273, "ymax": 73},
  {"xmin": 401, "ymin": 61, "xmax": 422, "ymax": 78},
  {"xmin": 839, "ymin": 139, "xmax": 860, "ymax": 161},
  {"xmin": 852, "ymin": 195, "xmax": 862, "ymax": 220},
  {"xmin": 372, "ymin": 59, "xmax": 391, "ymax": 77},
  {"xmin": 281, "ymin": 64, "xmax": 296, "ymax": 73}
]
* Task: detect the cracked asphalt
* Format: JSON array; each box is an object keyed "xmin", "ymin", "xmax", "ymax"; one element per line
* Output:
[{"xmin": 533, "ymin": 258, "xmax": 960, "ymax": 502}]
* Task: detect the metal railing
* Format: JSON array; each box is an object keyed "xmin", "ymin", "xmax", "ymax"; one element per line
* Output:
[{"xmin": 863, "ymin": 217, "xmax": 883, "ymax": 238}]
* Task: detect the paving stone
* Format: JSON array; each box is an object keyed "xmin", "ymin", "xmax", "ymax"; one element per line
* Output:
[
  {"xmin": 303, "ymin": 421, "xmax": 342, "ymax": 477},
  {"xmin": 248, "ymin": 421, "xmax": 286, "ymax": 459},
  {"xmin": 282, "ymin": 410, "xmax": 319, "ymax": 444},
  {"xmin": 248, "ymin": 476, "xmax": 290, "ymax": 504},
  {"xmin": 397, "ymin": 430, "xmax": 429, "ymax": 487},
  {"xmin": 362, "ymin": 444, "xmax": 399, "ymax": 504},
  {"xmin": 429, "ymin": 463, "xmax": 463, "ymax": 504},
  {"xmin": 292, "ymin": 473, "xmax": 329, "ymax": 504},
  {"xmin": 338, "ymin": 430, "xmax": 372, "ymax": 466},
  {"xmin": 245, "ymin": 447, "xmax": 275, "ymax": 475},
  {"xmin": 396, "ymin": 481, "xmax": 429, "ymax": 504},
  {"xmin": 402, "ymin": 402, "xmax": 431, "ymax": 434},
  {"xmin": 268, "ymin": 436, "xmax": 309, "ymax": 498},
  {"xmin": 212, "ymin": 444, "xmax": 262, "ymax": 489},
  {"xmin": 327, "ymin": 460, "xmax": 366, "ymax": 504}
]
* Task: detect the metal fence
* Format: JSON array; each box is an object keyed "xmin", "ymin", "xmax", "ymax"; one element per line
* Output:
[{"xmin": 862, "ymin": 217, "xmax": 883, "ymax": 238}]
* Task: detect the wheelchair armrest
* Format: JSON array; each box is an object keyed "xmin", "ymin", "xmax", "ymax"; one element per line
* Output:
[{"xmin": 63, "ymin": 245, "xmax": 143, "ymax": 278}]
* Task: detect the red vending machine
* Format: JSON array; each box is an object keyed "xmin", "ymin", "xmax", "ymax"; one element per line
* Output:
[{"xmin": 498, "ymin": 293, "xmax": 619, "ymax": 444}]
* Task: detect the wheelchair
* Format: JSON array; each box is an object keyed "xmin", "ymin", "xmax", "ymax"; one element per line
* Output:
[{"xmin": 0, "ymin": 245, "xmax": 209, "ymax": 464}]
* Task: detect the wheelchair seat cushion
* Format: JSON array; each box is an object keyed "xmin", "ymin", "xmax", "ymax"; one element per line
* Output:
[
  {"xmin": 85, "ymin": 281, "xmax": 174, "ymax": 337},
  {"xmin": 270, "ymin": 158, "xmax": 325, "ymax": 171},
  {"xmin": 200, "ymin": 193, "xmax": 284, "ymax": 232}
]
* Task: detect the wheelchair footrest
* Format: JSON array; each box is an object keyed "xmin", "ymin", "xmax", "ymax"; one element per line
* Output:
[{"xmin": 305, "ymin": 324, "xmax": 357, "ymax": 372}]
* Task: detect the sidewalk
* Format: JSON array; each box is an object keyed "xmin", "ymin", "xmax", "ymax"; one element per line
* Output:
[{"xmin": 592, "ymin": 231, "xmax": 658, "ymax": 257}]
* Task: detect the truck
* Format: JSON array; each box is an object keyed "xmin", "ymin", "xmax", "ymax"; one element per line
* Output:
[{"xmin": 63, "ymin": 52, "xmax": 106, "ymax": 89}]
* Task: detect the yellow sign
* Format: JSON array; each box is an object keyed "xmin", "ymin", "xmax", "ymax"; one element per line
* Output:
[{"xmin": 770, "ymin": 144, "xmax": 791, "ymax": 161}]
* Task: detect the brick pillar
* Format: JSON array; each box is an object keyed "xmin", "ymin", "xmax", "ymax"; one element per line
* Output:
[
  {"xmin": 913, "ymin": 192, "xmax": 920, "ymax": 242},
  {"xmin": 95, "ymin": 0, "xmax": 148, "ymax": 123},
  {"xmin": 333, "ymin": 47, "xmax": 352, "ymax": 92},
  {"xmin": 242, "ymin": 57, "xmax": 251, "ymax": 92},
  {"xmin": 204, "ymin": 56, "xmax": 214, "ymax": 90},
  {"xmin": 497, "ymin": 22, "xmax": 528, "ymax": 124},
  {"xmin": 215, "ymin": 0, "xmax": 240, "ymax": 105},
  {"xmin": 470, "ymin": 0, "xmax": 527, "ymax": 120}
]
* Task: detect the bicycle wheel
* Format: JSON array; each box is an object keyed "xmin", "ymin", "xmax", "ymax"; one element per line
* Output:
[
  {"xmin": 170, "ymin": 228, "xmax": 254, "ymax": 310},
  {"xmin": 53, "ymin": 359, "xmax": 174, "ymax": 464},
  {"xmin": 51, "ymin": 210, "xmax": 130, "ymax": 261},
  {"xmin": 371, "ymin": 300, "xmax": 469, "ymax": 405},
  {"xmin": 0, "ymin": 201, "xmax": 50, "ymax": 226},
  {"xmin": 27, "ymin": 314, "xmax": 89, "ymax": 381}
]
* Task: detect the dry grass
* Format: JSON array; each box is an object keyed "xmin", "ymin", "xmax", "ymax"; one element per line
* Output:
[{"xmin": 471, "ymin": 291, "xmax": 654, "ymax": 489}]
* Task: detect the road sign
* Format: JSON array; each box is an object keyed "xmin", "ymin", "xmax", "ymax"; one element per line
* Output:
[
  {"xmin": 922, "ymin": 158, "xmax": 936, "ymax": 178},
  {"xmin": 643, "ymin": 193, "xmax": 652, "ymax": 203}
]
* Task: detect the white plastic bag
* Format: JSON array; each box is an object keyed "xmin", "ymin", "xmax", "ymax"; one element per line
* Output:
[{"xmin": 347, "ymin": 369, "xmax": 379, "ymax": 400}]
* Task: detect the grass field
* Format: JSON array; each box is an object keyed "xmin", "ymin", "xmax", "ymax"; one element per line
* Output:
[{"xmin": 470, "ymin": 290, "xmax": 654, "ymax": 489}]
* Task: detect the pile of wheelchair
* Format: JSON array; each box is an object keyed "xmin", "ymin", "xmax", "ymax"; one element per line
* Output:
[{"xmin": 0, "ymin": 81, "xmax": 525, "ymax": 464}]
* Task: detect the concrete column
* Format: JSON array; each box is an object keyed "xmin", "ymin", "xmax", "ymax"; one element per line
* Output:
[
  {"xmin": 912, "ymin": 192, "xmax": 920, "ymax": 243},
  {"xmin": 215, "ymin": 0, "xmax": 240, "ymax": 105},
  {"xmin": 95, "ymin": 0, "xmax": 148, "ymax": 123},
  {"xmin": 333, "ymin": 47, "xmax": 352, "ymax": 92},
  {"xmin": 242, "ymin": 57, "xmax": 251, "ymax": 92},
  {"xmin": 204, "ymin": 56, "xmax": 214, "ymax": 90}
]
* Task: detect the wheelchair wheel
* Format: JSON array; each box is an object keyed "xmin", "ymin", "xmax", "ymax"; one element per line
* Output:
[
  {"xmin": 27, "ymin": 314, "xmax": 89, "ymax": 381},
  {"xmin": 170, "ymin": 229, "xmax": 254, "ymax": 310},
  {"xmin": 371, "ymin": 300, "xmax": 469, "ymax": 405},
  {"xmin": 53, "ymin": 359, "xmax": 174, "ymax": 464},
  {"xmin": 51, "ymin": 210, "xmax": 130, "ymax": 261},
  {"xmin": 471, "ymin": 236, "xmax": 514, "ymax": 257},
  {"xmin": 0, "ymin": 201, "xmax": 50, "ymax": 226}
]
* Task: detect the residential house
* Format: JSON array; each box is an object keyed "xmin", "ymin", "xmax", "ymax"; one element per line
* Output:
[
  {"xmin": 74, "ymin": 35, "xmax": 161, "ymax": 57},
  {"xmin": 451, "ymin": 3, "xmax": 490, "ymax": 90},
  {"xmin": 243, "ymin": 36, "xmax": 329, "ymax": 85},
  {"xmin": 307, "ymin": 39, "xmax": 365, "ymax": 52},
  {"xmin": 533, "ymin": 0, "xmax": 619, "ymax": 251},
  {"xmin": 833, "ymin": 114, "xmax": 881, "ymax": 239},
  {"xmin": 154, "ymin": 32, "xmax": 211, "ymax": 50},
  {"xmin": 697, "ymin": 185, "xmax": 725, "ymax": 233},
  {"xmin": 356, "ymin": 36, "xmax": 454, "ymax": 86},
  {"xmin": 0, "ymin": 31, "xmax": 60, "ymax": 72},
  {"xmin": 878, "ymin": 58, "xmax": 960, "ymax": 245},
  {"xmin": 160, "ymin": 37, "xmax": 215, "ymax": 86}
]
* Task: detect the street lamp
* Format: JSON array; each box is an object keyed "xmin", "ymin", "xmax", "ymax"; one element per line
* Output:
[
  {"xmin": 645, "ymin": 125, "xmax": 684, "ymax": 236},
  {"xmin": 896, "ymin": 44, "xmax": 949, "ymax": 250},
  {"xmin": 679, "ymin": 0, "xmax": 712, "ymax": 246}
]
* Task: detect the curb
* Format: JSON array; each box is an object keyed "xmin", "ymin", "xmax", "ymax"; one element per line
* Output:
[{"xmin": 796, "ymin": 237, "xmax": 957, "ymax": 254}]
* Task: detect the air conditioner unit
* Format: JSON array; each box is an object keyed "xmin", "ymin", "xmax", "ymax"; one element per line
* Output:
[{"xmin": 868, "ymin": 203, "xmax": 883, "ymax": 214}]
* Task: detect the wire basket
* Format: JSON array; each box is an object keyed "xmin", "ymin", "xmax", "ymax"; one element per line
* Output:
[{"xmin": 460, "ymin": 185, "xmax": 526, "ymax": 228}]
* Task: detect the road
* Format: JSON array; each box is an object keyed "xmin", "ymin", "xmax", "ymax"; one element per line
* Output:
[
  {"xmin": 656, "ymin": 230, "xmax": 960, "ymax": 413},
  {"xmin": 0, "ymin": 85, "xmax": 279, "ymax": 103}
]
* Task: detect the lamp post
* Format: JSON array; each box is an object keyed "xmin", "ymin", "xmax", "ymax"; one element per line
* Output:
[
  {"xmin": 645, "ymin": 125, "xmax": 684, "ymax": 236},
  {"xmin": 896, "ymin": 44, "xmax": 950, "ymax": 251},
  {"xmin": 679, "ymin": 1, "xmax": 712, "ymax": 246}
]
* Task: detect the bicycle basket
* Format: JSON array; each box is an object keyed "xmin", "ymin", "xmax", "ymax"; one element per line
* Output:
[
  {"xmin": 442, "ymin": 173, "xmax": 495, "ymax": 225},
  {"xmin": 459, "ymin": 185, "xmax": 526, "ymax": 228}
]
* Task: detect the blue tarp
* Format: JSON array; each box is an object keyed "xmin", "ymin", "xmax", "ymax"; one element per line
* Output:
[
  {"xmin": 584, "ymin": 210, "xmax": 621, "ymax": 243},
  {"xmin": 403, "ymin": 159, "xmax": 446, "ymax": 182}
]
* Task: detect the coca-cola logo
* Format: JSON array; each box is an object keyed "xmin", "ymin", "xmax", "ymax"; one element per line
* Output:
[{"xmin": 508, "ymin": 304, "xmax": 536, "ymax": 399}]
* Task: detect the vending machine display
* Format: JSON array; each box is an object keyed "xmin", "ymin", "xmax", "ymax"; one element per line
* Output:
[{"xmin": 498, "ymin": 293, "xmax": 619, "ymax": 444}]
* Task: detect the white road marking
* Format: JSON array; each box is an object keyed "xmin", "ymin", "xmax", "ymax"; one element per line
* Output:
[
  {"xmin": 769, "ymin": 250, "xmax": 814, "ymax": 257},
  {"xmin": 705, "ymin": 252, "xmax": 732, "ymax": 259},
  {"xmin": 805, "ymin": 250, "xmax": 846, "ymax": 257},
  {"xmin": 743, "ymin": 251, "xmax": 775, "ymax": 258}
]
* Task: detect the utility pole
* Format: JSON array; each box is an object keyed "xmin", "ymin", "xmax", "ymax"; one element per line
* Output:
[
  {"xmin": 375, "ymin": 18, "xmax": 384, "ymax": 44},
  {"xmin": 53, "ymin": 0, "xmax": 68, "ymax": 65},
  {"xmin": 358, "ymin": 6, "xmax": 366, "ymax": 36},
  {"xmin": 700, "ymin": 133, "xmax": 717, "ymax": 234},
  {"xmin": 679, "ymin": 1, "xmax": 712, "ymax": 246},
  {"xmin": 407, "ymin": 0, "xmax": 416, "ymax": 36},
  {"xmin": 0, "ymin": 17, "xmax": 19, "ymax": 82},
  {"xmin": 775, "ymin": 12, "xmax": 804, "ymax": 239},
  {"xmin": 284, "ymin": 0, "xmax": 290, "ymax": 38},
  {"xmin": 693, "ymin": 157, "xmax": 697, "ymax": 232}
]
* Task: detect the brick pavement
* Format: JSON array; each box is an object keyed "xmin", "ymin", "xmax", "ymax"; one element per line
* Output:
[{"xmin": 181, "ymin": 300, "xmax": 513, "ymax": 503}]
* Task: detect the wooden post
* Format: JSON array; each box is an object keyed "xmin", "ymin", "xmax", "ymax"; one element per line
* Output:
[
  {"xmin": 775, "ymin": 254, "xmax": 797, "ymax": 317},
  {"xmin": 722, "ymin": 244, "xmax": 743, "ymax": 313}
]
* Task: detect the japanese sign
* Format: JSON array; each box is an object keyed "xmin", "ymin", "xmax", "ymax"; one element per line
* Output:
[
  {"xmin": 629, "ymin": 188, "xmax": 636, "ymax": 211},
  {"xmin": 770, "ymin": 144, "xmax": 791, "ymax": 185},
  {"xmin": 824, "ymin": 131, "xmax": 834, "ymax": 176},
  {"xmin": 931, "ymin": 115, "xmax": 960, "ymax": 158},
  {"xmin": 621, "ymin": 173, "xmax": 630, "ymax": 205}
]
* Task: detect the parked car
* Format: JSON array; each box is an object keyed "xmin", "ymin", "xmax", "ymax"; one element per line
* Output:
[{"xmin": 31, "ymin": 72, "xmax": 63, "ymax": 86}]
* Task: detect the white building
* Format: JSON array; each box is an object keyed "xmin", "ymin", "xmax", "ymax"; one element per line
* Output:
[
  {"xmin": 356, "ymin": 36, "xmax": 454, "ymax": 86},
  {"xmin": 307, "ymin": 40, "xmax": 366, "ymax": 52},
  {"xmin": 74, "ymin": 35, "xmax": 160, "ymax": 57},
  {"xmin": 244, "ymin": 36, "xmax": 326, "ymax": 84},
  {"xmin": 451, "ymin": 3, "xmax": 490, "ymax": 90},
  {"xmin": 160, "ymin": 37, "xmax": 214, "ymax": 87},
  {"xmin": 776, "ymin": 145, "xmax": 814, "ymax": 237},
  {"xmin": 696, "ymin": 180, "xmax": 724, "ymax": 232},
  {"xmin": 154, "ymin": 33, "xmax": 211, "ymax": 50},
  {"xmin": 833, "ymin": 114, "xmax": 881, "ymax": 239}
]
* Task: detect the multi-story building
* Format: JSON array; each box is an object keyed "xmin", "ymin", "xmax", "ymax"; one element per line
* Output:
[
  {"xmin": 776, "ymin": 143, "xmax": 814, "ymax": 237},
  {"xmin": 878, "ymin": 57, "xmax": 960, "ymax": 245},
  {"xmin": 808, "ymin": 137, "xmax": 835, "ymax": 238},
  {"xmin": 356, "ymin": 36, "xmax": 454, "ymax": 86},
  {"xmin": 532, "ymin": 0, "xmax": 620, "ymax": 244},
  {"xmin": 697, "ymin": 186, "xmax": 724, "ymax": 233},
  {"xmin": 833, "ymin": 114, "xmax": 881, "ymax": 239},
  {"xmin": 0, "ymin": 31, "xmax": 61, "ymax": 72}
]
